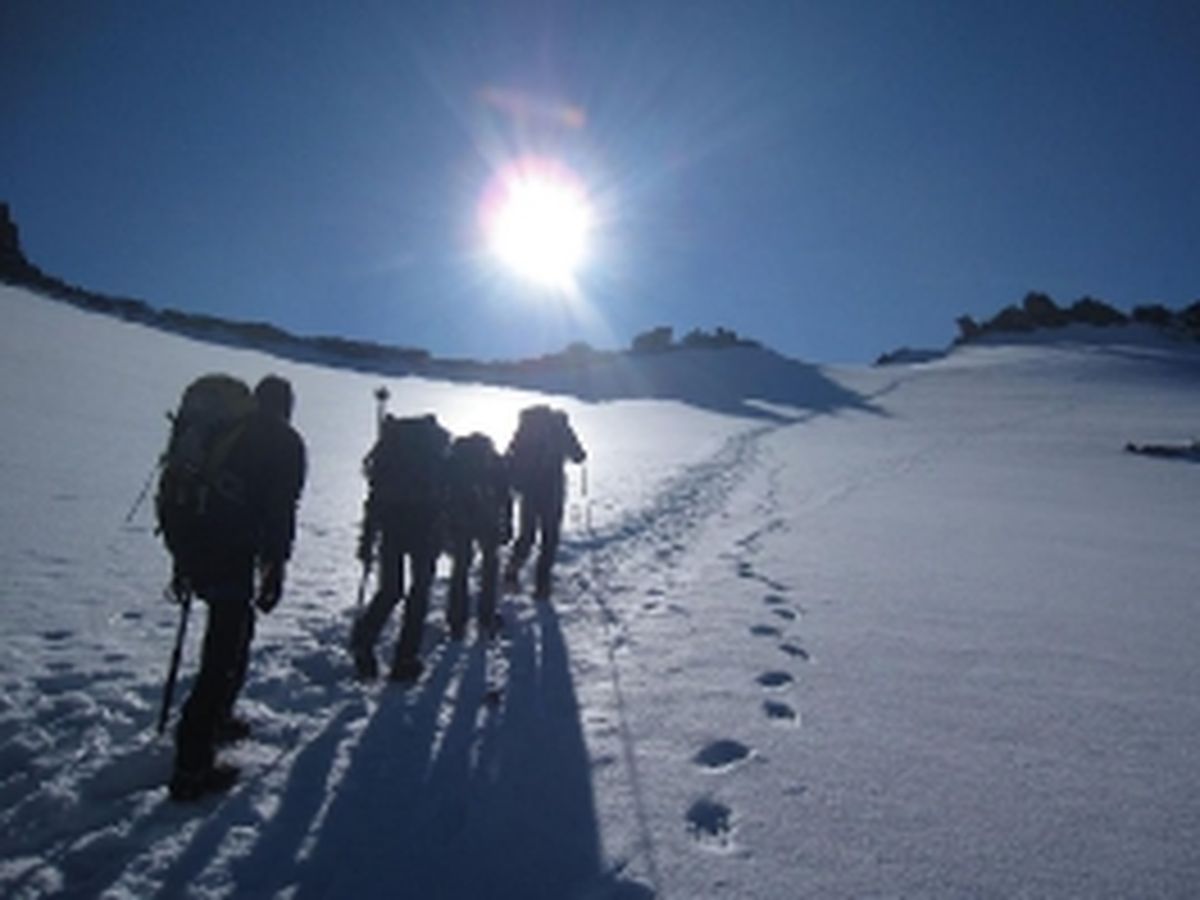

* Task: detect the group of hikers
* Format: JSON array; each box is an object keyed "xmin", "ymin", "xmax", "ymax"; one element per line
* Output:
[
  {"xmin": 154, "ymin": 372, "xmax": 586, "ymax": 802},
  {"xmin": 350, "ymin": 399, "xmax": 586, "ymax": 681}
]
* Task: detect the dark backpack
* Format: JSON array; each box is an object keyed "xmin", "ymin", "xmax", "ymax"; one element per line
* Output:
[
  {"xmin": 508, "ymin": 405, "xmax": 567, "ymax": 491},
  {"xmin": 155, "ymin": 374, "xmax": 256, "ymax": 567},
  {"xmin": 447, "ymin": 432, "xmax": 508, "ymax": 524},
  {"xmin": 364, "ymin": 414, "xmax": 450, "ymax": 509}
]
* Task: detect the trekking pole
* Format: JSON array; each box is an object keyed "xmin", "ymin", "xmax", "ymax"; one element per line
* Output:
[
  {"xmin": 569, "ymin": 467, "xmax": 582, "ymax": 530},
  {"xmin": 374, "ymin": 386, "xmax": 390, "ymax": 435},
  {"xmin": 157, "ymin": 585, "xmax": 193, "ymax": 735},
  {"xmin": 581, "ymin": 462, "xmax": 593, "ymax": 533},
  {"xmin": 124, "ymin": 460, "xmax": 160, "ymax": 526},
  {"xmin": 355, "ymin": 557, "xmax": 372, "ymax": 611}
]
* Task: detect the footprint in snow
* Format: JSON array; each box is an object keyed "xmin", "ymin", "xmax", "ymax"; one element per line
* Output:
[
  {"xmin": 693, "ymin": 739, "xmax": 752, "ymax": 771},
  {"xmin": 779, "ymin": 643, "xmax": 810, "ymax": 661},
  {"xmin": 756, "ymin": 671, "xmax": 793, "ymax": 689},
  {"xmin": 749, "ymin": 624, "xmax": 782, "ymax": 638},
  {"xmin": 771, "ymin": 607, "xmax": 797, "ymax": 621},
  {"xmin": 686, "ymin": 797, "xmax": 735, "ymax": 851},
  {"xmin": 763, "ymin": 700, "xmax": 798, "ymax": 725},
  {"xmin": 41, "ymin": 629, "xmax": 73, "ymax": 644}
]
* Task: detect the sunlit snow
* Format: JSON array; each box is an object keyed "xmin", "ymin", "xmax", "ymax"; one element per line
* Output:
[{"xmin": 1, "ymin": 284, "xmax": 1197, "ymax": 898}]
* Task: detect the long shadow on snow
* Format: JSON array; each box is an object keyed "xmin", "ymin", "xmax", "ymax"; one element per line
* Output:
[
  {"xmin": 152, "ymin": 702, "xmax": 364, "ymax": 898},
  {"xmin": 240, "ymin": 605, "xmax": 647, "ymax": 899}
]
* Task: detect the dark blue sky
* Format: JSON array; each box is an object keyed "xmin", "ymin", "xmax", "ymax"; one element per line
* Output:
[{"xmin": 3, "ymin": 1, "xmax": 1198, "ymax": 362}]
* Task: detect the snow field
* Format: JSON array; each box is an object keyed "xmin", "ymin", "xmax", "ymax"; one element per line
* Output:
[{"xmin": 2, "ymin": 284, "xmax": 1199, "ymax": 897}]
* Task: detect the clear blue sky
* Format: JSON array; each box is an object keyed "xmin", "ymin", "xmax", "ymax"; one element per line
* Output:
[{"xmin": 3, "ymin": 1, "xmax": 1198, "ymax": 363}]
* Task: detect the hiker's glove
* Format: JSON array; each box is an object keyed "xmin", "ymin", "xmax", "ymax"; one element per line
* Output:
[
  {"xmin": 256, "ymin": 561, "xmax": 285, "ymax": 613},
  {"xmin": 168, "ymin": 565, "xmax": 190, "ymax": 604}
]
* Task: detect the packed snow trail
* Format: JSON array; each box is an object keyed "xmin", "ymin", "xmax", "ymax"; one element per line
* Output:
[{"xmin": 552, "ymin": 423, "xmax": 780, "ymax": 895}]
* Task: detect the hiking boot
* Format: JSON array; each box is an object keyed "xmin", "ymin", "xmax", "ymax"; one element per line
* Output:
[
  {"xmin": 349, "ymin": 619, "xmax": 379, "ymax": 681},
  {"xmin": 353, "ymin": 645, "xmax": 379, "ymax": 681},
  {"xmin": 169, "ymin": 763, "xmax": 239, "ymax": 803},
  {"xmin": 214, "ymin": 715, "xmax": 251, "ymax": 746},
  {"xmin": 349, "ymin": 630, "xmax": 379, "ymax": 680},
  {"xmin": 389, "ymin": 657, "xmax": 424, "ymax": 684},
  {"xmin": 481, "ymin": 613, "xmax": 503, "ymax": 640}
]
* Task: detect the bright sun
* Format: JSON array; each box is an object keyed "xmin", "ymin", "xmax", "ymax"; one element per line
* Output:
[{"xmin": 481, "ymin": 158, "xmax": 593, "ymax": 289}]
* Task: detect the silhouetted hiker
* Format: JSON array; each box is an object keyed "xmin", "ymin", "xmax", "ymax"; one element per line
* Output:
[
  {"xmin": 158, "ymin": 374, "xmax": 306, "ymax": 802},
  {"xmin": 503, "ymin": 405, "xmax": 586, "ymax": 600},
  {"xmin": 351, "ymin": 413, "xmax": 449, "ymax": 682},
  {"xmin": 445, "ymin": 432, "xmax": 513, "ymax": 639}
]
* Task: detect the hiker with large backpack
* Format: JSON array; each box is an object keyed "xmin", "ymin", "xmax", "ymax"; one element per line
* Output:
[
  {"xmin": 503, "ymin": 405, "xmax": 586, "ymax": 600},
  {"xmin": 445, "ymin": 432, "xmax": 513, "ymax": 640},
  {"xmin": 156, "ymin": 374, "xmax": 306, "ymax": 802},
  {"xmin": 350, "ymin": 413, "xmax": 450, "ymax": 682}
]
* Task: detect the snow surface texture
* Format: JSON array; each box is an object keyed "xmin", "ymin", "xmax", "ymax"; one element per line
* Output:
[{"xmin": 1, "ymin": 283, "xmax": 1198, "ymax": 898}]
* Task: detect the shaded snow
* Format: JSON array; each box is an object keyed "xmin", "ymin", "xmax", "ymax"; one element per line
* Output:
[{"xmin": 1, "ymin": 284, "xmax": 1198, "ymax": 898}]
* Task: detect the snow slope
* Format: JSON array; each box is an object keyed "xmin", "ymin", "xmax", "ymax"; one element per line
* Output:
[{"xmin": 1, "ymin": 284, "xmax": 1197, "ymax": 898}]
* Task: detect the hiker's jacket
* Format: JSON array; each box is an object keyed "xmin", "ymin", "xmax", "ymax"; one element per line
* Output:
[
  {"xmin": 191, "ymin": 410, "xmax": 306, "ymax": 585},
  {"xmin": 359, "ymin": 417, "xmax": 450, "ymax": 555},
  {"xmin": 506, "ymin": 415, "xmax": 586, "ymax": 502},
  {"xmin": 445, "ymin": 446, "xmax": 512, "ymax": 545}
]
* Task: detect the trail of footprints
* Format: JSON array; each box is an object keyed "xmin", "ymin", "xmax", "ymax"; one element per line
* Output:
[
  {"xmin": 684, "ymin": 577, "xmax": 809, "ymax": 853},
  {"xmin": 753, "ymin": 592, "xmax": 808, "ymax": 723}
]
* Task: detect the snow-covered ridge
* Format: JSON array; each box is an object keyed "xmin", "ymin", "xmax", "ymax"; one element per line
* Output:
[
  {"xmin": 2, "ymin": 205, "xmax": 853, "ymax": 422},
  {"xmin": 0, "ymin": 266, "xmax": 870, "ymax": 422}
]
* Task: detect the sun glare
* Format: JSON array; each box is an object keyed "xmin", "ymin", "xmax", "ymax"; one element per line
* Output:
[{"xmin": 481, "ymin": 158, "xmax": 593, "ymax": 290}]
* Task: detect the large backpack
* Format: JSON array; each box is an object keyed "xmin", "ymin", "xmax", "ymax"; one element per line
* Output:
[
  {"xmin": 155, "ymin": 374, "xmax": 256, "ymax": 569},
  {"xmin": 507, "ymin": 405, "xmax": 566, "ymax": 492},
  {"xmin": 364, "ymin": 414, "xmax": 450, "ymax": 510},
  {"xmin": 446, "ymin": 432, "xmax": 508, "ymax": 529}
]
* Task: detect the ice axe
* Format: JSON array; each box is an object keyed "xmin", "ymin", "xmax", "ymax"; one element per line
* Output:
[{"xmin": 157, "ymin": 583, "xmax": 193, "ymax": 735}]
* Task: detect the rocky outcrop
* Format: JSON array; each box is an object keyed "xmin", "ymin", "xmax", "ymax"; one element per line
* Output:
[{"xmin": 0, "ymin": 203, "xmax": 39, "ymax": 282}]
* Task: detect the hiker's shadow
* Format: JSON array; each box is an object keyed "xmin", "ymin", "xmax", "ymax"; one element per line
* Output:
[{"xmin": 256, "ymin": 604, "xmax": 632, "ymax": 900}]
